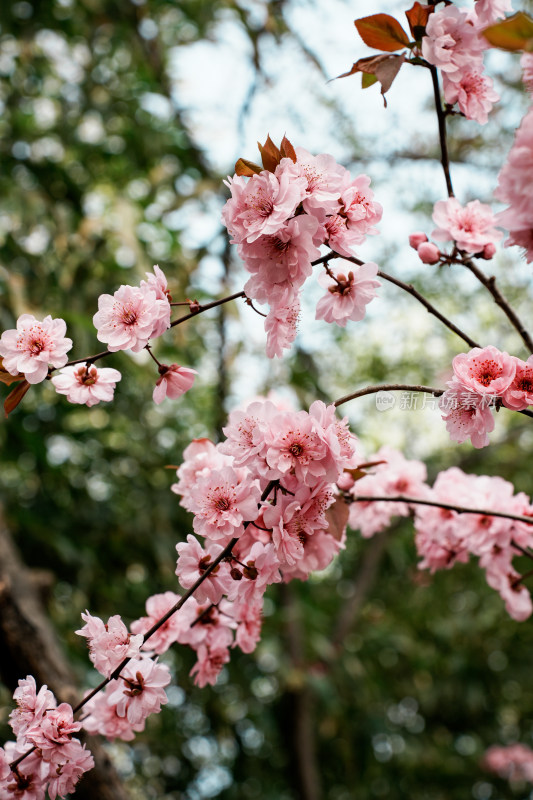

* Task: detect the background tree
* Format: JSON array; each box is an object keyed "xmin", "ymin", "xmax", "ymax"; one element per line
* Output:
[{"xmin": 2, "ymin": 1, "xmax": 533, "ymax": 798}]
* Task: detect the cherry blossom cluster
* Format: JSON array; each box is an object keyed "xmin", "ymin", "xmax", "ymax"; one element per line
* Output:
[
  {"xmin": 484, "ymin": 743, "xmax": 533, "ymax": 783},
  {"xmin": 421, "ymin": 1, "xmax": 509, "ymax": 125},
  {"xmin": 0, "ymin": 677, "xmax": 94, "ymax": 799},
  {"xmin": 76, "ymin": 611, "xmax": 171, "ymax": 742},
  {"xmin": 0, "ymin": 265, "xmax": 198, "ymax": 411},
  {"xmin": 439, "ymin": 345, "xmax": 533, "ymax": 448},
  {"xmin": 170, "ymin": 397, "xmax": 360, "ymax": 681},
  {"xmin": 343, "ymin": 453, "xmax": 533, "ymax": 621},
  {"xmin": 221, "ymin": 143, "xmax": 382, "ymax": 356},
  {"xmin": 409, "ymin": 197, "xmax": 502, "ymax": 265}
]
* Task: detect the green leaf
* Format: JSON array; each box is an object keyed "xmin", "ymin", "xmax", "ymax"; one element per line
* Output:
[
  {"xmin": 362, "ymin": 73, "xmax": 378, "ymax": 88},
  {"xmin": 483, "ymin": 11, "xmax": 533, "ymax": 51},
  {"xmin": 354, "ymin": 14, "xmax": 411, "ymax": 52}
]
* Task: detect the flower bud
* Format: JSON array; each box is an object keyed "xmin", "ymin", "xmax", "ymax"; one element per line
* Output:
[
  {"xmin": 481, "ymin": 242, "xmax": 496, "ymax": 260},
  {"xmin": 409, "ymin": 232, "xmax": 428, "ymax": 250},
  {"xmin": 417, "ymin": 241, "xmax": 440, "ymax": 264}
]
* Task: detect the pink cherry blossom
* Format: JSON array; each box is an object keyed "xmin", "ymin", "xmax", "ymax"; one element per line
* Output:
[
  {"xmin": 263, "ymin": 409, "xmax": 327, "ymax": 485},
  {"xmin": 93, "ymin": 283, "xmax": 169, "ymax": 352},
  {"xmin": 439, "ymin": 386, "xmax": 495, "ymax": 449},
  {"xmin": 495, "ymin": 107, "xmax": 533, "ymax": 263},
  {"xmin": 432, "ymin": 197, "xmax": 502, "ymax": 253},
  {"xmin": 339, "ymin": 174, "xmax": 382, "ymax": 241},
  {"xmin": 282, "ymin": 527, "xmax": 343, "ymax": 581},
  {"xmin": 0, "ymin": 314, "xmax": 72, "ymax": 384},
  {"xmin": 76, "ymin": 611, "xmax": 143, "ymax": 678},
  {"xmin": 188, "ymin": 466, "xmax": 261, "ymax": 541},
  {"xmin": 294, "ymin": 147, "xmax": 347, "ymax": 215},
  {"xmin": 501, "ymin": 356, "xmax": 533, "ymax": 410},
  {"xmin": 0, "ymin": 749, "xmax": 10, "ymax": 783},
  {"xmin": 474, "ymin": 0, "xmax": 513, "ymax": 27},
  {"xmin": 348, "ymin": 447, "xmax": 428, "ymax": 537},
  {"xmin": 46, "ymin": 740, "xmax": 94, "ymax": 800},
  {"xmin": 240, "ymin": 214, "xmax": 320, "ymax": 308},
  {"xmin": 232, "ymin": 601, "xmax": 264, "ymax": 653},
  {"xmin": 315, "ymin": 262, "xmax": 380, "ymax": 327},
  {"xmin": 484, "ymin": 743, "xmax": 533, "ymax": 782},
  {"xmin": 130, "ymin": 591, "xmax": 183, "ymax": 654},
  {"xmin": 171, "ymin": 438, "xmax": 232, "ymax": 511},
  {"xmin": 153, "ymin": 363, "xmax": 197, "ymax": 404},
  {"xmin": 0, "ymin": 742, "xmax": 48, "ymax": 800},
  {"xmin": 175, "ymin": 535, "xmax": 233, "ymax": 604},
  {"xmin": 189, "ymin": 644, "xmax": 231, "ymax": 687},
  {"xmin": 51, "ymin": 364, "xmax": 121, "ymax": 407},
  {"xmin": 9, "ymin": 676, "xmax": 56, "ymax": 740},
  {"xmin": 219, "ymin": 399, "xmax": 278, "ymax": 472},
  {"xmin": 107, "ymin": 658, "xmax": 170, "ymax": 726},
  {"xmin": 264, "ymin": 299, "xmax": 300, "ymax": 359},
  {"xmin": 221, "ymin": 166, "xmax": 306, "ymax": 244},
  {"xmin": 140, "ymin": 264, "xmax": 170, "ymax": 301},
  {"xmin": 177, "ymin": 598, "xmax": 234, "ymax": 651},
  {"xmin": 26, "ymin": 703, "xmax": 81, "ymax": 759},
  {"xmin": 443, "ymin": 70, "xmax": 499, "ymax": 125},
  {"xmin": 452, "ymin": 346, "xmax": 515, "ymax": 396},
  {"xmin": 82, "ymin": 683, "xmax": 145, "ymax": 741},
  {"xmin": 422, "ymin": 5, "xmax": 484, "ymax": 76},
  {"xmin": 324, "ymin": 213, "xmax": 364, "ymax": 258}
]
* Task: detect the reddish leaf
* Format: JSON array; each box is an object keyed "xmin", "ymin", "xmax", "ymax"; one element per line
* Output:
[
  {"xmin": 405, "ymin": 2, "xmax": 434, "ymax": 40},
  {"xmin": 325, "ymin": 496, "xmax": 349, "ymax": 542},
  {"xmin": 482, "ymin": 11, "xmax": 533, "ymax": 51},
  {"xmin": 4, "ymin": 380, "xmax": 30, "ymax": 418},
  {"xmin": 257, "ymin": 134, "xmax": 281, "ymax": 173},
  {"xmin": 279, "ymin": 135, "xmax": 297, "ymax": 163},
  {"xmin": 354, "ymin": 14, "xmax": 411, "ymax": 52},
  {"xmin": 345, "ymin": 460, "xmax": 387, "ymax": 482},
  {"xmin": 235, "ymin": 158, "xmax": 262, "ymax": 177},
  {"xmin": 0, "ymin": 358, "xmax": 24, "ymax": 386},
  {"xmin": 336, "ymin": 53, "xmax": 405, "ymax": 106}
]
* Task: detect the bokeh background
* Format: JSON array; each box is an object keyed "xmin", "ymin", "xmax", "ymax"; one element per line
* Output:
[{"xmin": 2, "ymin": 1, "xmax": 533, "ymax": 798}]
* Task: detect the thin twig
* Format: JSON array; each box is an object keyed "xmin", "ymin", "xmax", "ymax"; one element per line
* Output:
[
  {"xmin": 333, "ymin": 383, "xmax": 533, "ymax": 420},
  {"xmin": 377, "ymin": 269, "xmax": 479, "ymax": 349},
  {"xmin": 350, "ymin": 494, "xmax": 533, "ymax": 528},
  {"xmin": 429, "ymin": 65, "xmax": 454, "ymax": 197},
  {"xmin": 170, "ymin": 291, "xmax": 246, "ymax": 328},
  {"xmin": 334, "ymin": 383, "xmax": 443, "ymax": 408},
  {"xmin": 312, "ymin": 251, "xmax": 479, "ymax": 349},
  {"xmin": 460, "ymin": 257, "xmax": 533, "ymax": 353}
]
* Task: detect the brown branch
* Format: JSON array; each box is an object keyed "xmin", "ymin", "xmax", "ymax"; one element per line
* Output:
[
  {"xmin": 170, "ymin": 291, "xmax": 246, "ymax": 328},
  {"xmin": 334, "ymin": 383, "xmax": 442, "ymax": 408},
  {"xmin": 460, "ymin": 257, "xmax": 533, "ymax": 354},
  {"xmin": 429, "ymin": 65, "xmax": 454, "ymax": 197},
  {"xmin": 312, "ymin": 251, "xmax": 479, "ymax": 349},
  {"xmin": 349, "ymin": 494, "xmax": 533, "ymax": 528},
  {"xmin": 333, "ymin": 383, "xmax": 533, "ymax": 420},
  {"xmin": 377, "ymin": 270, "xmax": 479, "ymax": 348}
]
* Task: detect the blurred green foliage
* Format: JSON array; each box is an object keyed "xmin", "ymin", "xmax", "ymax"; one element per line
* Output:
[{"xmin": 2, "ymin": 2, "xmax": 533, "ymax": 799}]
